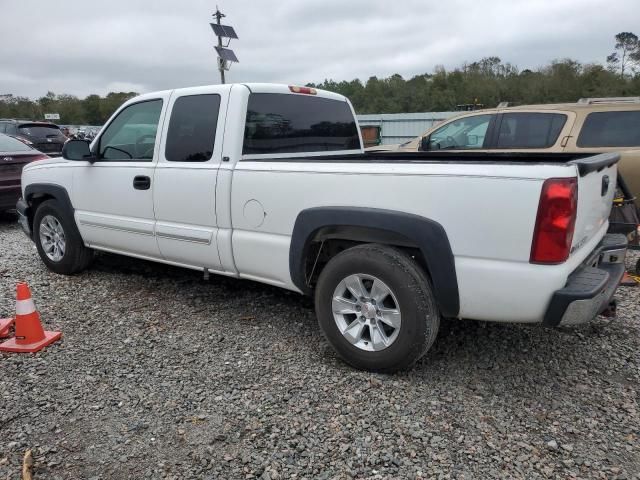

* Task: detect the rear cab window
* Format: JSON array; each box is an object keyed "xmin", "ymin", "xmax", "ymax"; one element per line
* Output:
[
  {"xmin": 577, "ymin": 111, "xmax": 640, "ymax": 147},
  {"xmin": 495, "ymin": 113, "xmax": 567, "ymax": 149},
  {"xmin": 243, "ymin": 93, "xmax": 360, "ymax": 155}
]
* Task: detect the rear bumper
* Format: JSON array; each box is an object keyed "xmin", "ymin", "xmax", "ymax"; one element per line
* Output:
[
  {"xmin": 0, "ymin": 185, "xmax": 21, "ymax": 210},
  {"xmin": 543, "ymin": 233, "xmax": 627, "ymax": 327},
  {"xmin": 16, "ymin": 197, "xmax": 32, "ymax": 240}
]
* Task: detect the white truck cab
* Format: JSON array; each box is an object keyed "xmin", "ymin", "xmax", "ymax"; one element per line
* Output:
[{"xmin": 17, "ymin": 83, "xmax": 627, "ymax": 372}]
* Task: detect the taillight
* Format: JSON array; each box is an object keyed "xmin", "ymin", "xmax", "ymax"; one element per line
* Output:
[
  {"xmin": 288, "ymin": 85, "xmax": 317, "ymax": 95},
  {"xmin": 530, "ymin": 177, "xmax": 578, "ymax": 264}
]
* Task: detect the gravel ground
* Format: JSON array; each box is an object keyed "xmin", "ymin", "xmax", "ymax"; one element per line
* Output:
[{"xmin": 0, "ymin": 212, "xmax": 639, "ymax": 480}]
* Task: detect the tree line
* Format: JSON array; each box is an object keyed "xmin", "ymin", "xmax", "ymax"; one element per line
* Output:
[
  {"xmin": 1, "ymin": 33, "xmax": 639, "ymax": 124},
  {"xmin": 310, "ymin": 33, "xmax": 640, "ymax": 113},
  {"xmin": 0, "ymin": 91, "xmax": 137, "ymax": 126}
]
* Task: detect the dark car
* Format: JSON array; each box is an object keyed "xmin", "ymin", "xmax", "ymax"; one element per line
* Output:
[
  {"xmin": 0, "ymin": 133, "xmax": 48, "ymax": 212},
  {"xmin": 0, "ymin": 119, "xmax": 66, "ymax": 155}
]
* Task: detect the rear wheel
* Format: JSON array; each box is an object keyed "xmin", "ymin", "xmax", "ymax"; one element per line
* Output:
[
  {"xmin": 315, "ymin": 244, "xmax": 439, "ymax": 372},
  {"xmin": 33, "ymin": 200, "xmax": 93, "ymax": 275}
]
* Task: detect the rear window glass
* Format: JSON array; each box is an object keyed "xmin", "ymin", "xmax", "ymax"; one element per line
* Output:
[
  {"xmin": 577, "ymin": 111, "xmax": 640, "ymax": 147},
  {"xmin": 496, "ymin": 113, "xmax": 567, "ymax": 149},
  {"xmin": 18, "ymin": 125, "xmax": 65, "ymax": 139},
  {"xmin": 243, "ymin": 93, "xmax": 360, "ymax": 155},
  {"xmin": 0, "ymin": 133, "xmax": 33, "ymax": 152},
  {"xmin": 165, "ymin": 94, "xmax": 220, "ymax": 162}
]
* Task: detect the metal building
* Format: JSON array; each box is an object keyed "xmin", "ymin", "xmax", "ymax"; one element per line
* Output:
[{"xmin": 357, "ymin": 112, "xmax": 458, "ymax": 147}]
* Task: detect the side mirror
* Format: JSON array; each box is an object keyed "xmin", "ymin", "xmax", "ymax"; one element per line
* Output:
[
  {"xmin": 420, "ymin": 136, "xmax": 431, "ymax": 151},
  {"xmin": 62, "ymin": 139, "xmax": 95, "ymax": 162},
  {"xmin": 467, "ymin": 134, "xmax": 479, "ymax": 146}
]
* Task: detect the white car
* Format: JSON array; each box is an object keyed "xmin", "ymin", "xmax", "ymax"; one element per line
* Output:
[{"xmin": 17, "ymin": 83, "xmax": 626, "ymax": 371}]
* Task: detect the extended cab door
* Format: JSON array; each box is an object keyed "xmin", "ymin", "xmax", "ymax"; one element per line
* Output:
[
  {"xmin": 152, "ymin": 86, "xmax": 229, "ymax": 271},
  {"xmin": 72, "ymin": 94, "xmax": 168, "ymax": 257}
]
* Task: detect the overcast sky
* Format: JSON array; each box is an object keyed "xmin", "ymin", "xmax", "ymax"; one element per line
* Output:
[{"xmin": 1, "ymin": 0, "xmax": 638, "ymax": 99}]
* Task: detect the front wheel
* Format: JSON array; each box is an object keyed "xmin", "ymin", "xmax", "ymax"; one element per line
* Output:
[
  {"xmin": 33, "ymin": 200, "xmax": 93, "ymax": 275},
  {"xmin": 315, "ymin": 244, "xmax": 440, "ymax": 372}
]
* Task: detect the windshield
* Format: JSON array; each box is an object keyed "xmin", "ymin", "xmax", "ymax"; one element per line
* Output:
[{"xmin": 0, "ymin": 133, "xmax": 34, "ymax": 152}]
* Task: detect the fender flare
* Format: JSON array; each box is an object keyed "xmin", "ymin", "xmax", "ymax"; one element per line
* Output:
[
  {"xmin": 290, "ymin": 207, "xmax": 460, "ymax": 318},
  {"xmin": 23, "ymin": 183, "xmax": 74, "ymax": 228}
]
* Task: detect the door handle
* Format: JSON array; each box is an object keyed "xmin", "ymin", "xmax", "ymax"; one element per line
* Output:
[{"xmin": 133, "ymin": 175, "xmax": 151, "ymax": 190}]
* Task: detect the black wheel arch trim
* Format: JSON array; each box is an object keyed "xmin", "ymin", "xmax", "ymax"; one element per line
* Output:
[
  {"xmin": 23, "ymin": 183, "xmax": 75, "ymax": 234},
  {"xmin": 24, "ymin": 183, "xmax": 74, "ymax": 211},
  {"xmin": 290, "ymin": 207, "xmax": 460, "ymax": 318}
]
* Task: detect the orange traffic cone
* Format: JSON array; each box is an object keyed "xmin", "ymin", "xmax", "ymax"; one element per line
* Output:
[
  {"xmin": 0, "ymin": 317, "xmax": 14, "ymax": 338},
  {"xmin": 620, "ymin": 272, "xmax": 638, "ymax": 287},
  {"xmin": 0, "ymin": 283, "xmax": 61, "ymax": 353}
]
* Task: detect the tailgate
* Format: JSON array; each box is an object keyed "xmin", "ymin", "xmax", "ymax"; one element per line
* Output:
[{"xmin": 570, "ymin": 153, "xmax": 619, "ymax": 256}]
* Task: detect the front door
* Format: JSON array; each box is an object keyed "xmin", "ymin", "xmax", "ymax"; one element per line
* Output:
[
  {"xmin": 153, "ymin": 86, "xmax": 229, "ymax": 271},
  {"xmin": 72, "ymin": 96, "xmax": 168, "ymax": 257}
]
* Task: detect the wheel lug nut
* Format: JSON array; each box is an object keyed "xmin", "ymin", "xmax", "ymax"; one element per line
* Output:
[{"xmin": 356, "ymin": 305, "xmax": 361, "ymax": 311}]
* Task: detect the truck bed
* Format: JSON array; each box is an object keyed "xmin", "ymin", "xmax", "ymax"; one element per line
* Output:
[
  {"xmin": 245, "ymin": 151, "xmax": 618, "ymax": 175},
  {"xmin": 246, "ymin": 151, "xmax": 591, "ymax": 162}
]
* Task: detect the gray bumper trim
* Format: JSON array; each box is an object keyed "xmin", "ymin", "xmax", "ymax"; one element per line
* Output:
[
  {"xmin": 543, "ymin": 234, "xmax": 627, "ymax": 327},
  {"xmin": 16, "ymin": 197, "xmax": 32, "ymax": 240}
]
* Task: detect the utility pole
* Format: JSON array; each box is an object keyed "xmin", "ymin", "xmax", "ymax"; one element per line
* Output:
[
  {"xmin": 214, "ymin": 7, "xmax": 225, "ymax": 84},
  {"xmin": 210, "ymin": 6, "xmax": 238, "ymax": 85}
]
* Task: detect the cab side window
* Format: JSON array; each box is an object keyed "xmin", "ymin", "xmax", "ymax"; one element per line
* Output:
[
  {"xmin": 496, "ymin": 113, "xmax": 567, "ymax": 149},
  {"xmin": 577, "ymin": 111, "xmax": 640, "ymax": 147},
  {"xmin": 427, "ymin": 115, "xmax": 492, "ymax": 150},
  {"xmin": 98, "ymin": 100, "xmax": 163, "ymax": 161},
  {"xmin": 165, "ymin": 94, "xmax": 221, "ymax": 162}
]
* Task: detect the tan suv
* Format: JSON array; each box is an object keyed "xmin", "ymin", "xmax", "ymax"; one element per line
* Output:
[{"xmin": 386, "ymin": 97, "xmax": 640, "ymax": 204}]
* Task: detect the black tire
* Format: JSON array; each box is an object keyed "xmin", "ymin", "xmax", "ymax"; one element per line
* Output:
[
  {"xmin": 315, "ymin": 244, "xmax": 440, "ymax": 372},
  {"xmin": 33, "ymin": 199, "xmax": 93, "ymax": 275}
]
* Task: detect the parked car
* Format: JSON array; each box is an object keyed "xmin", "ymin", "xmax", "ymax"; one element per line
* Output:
[
  {"xmin": 371, "ymin": 97, "xmax": 640, "ymax": 205},
  {"xmin": 17, "ymin": 84, "xmax": 626, "ymax": 372},
  {"xmin": 0, "ymin": 133, "xmax": 48, "ymax": 212},
  {"xmin": 0, "ymin": 120, "xmax": 66, "ymax": 155}
]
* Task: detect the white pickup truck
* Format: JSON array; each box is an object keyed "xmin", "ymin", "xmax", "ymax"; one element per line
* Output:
[{"xmin": 17, "ymin": 83, "xmax": 627, "ymax": 372}]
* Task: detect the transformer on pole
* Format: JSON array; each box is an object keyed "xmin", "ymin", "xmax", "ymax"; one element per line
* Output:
[{"xmin": 210, "ymin": 6, "xmax": 239, "ymax": 84}]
